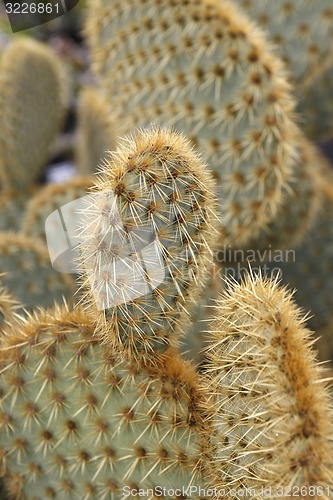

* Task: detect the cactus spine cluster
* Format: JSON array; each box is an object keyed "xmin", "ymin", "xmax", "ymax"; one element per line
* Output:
[
  {"xmin": 204, "ymin": 273, "xmax": 333, "ymax": 497},
  {"xmin": 86, "ymin": 0, "xmax": 305, "ymax": 247}
]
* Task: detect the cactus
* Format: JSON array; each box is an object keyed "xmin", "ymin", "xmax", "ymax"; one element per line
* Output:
[
  {"xmin": 218, "ymin": 159, "xmax": 333, "ymax": 365},
  {"xmin": 86, "ymin": 0, "xmax": 305, "ymax": 247},
  {"xmin": 0, "ymin": 233, "xmax": 74, "ymax": 311},
  {"xmin": 1, "ymin": 125, "xmax": 333, "ymax": 497},
  {"xmin": 221, "ymin": 189, "xmax": 333, "ymax": 333},
  {"xmin": 231, "ymin": 0, "xmax": 333, "ymax": 88},
  {"xmin": 76, "ymin": 87, "xmax": 116, "ymax": 175},
  {"xmin": 0, "ymin": 37, "xmax": 65, "ymax": 192},
  {"xmin": 22, "ymin": 177, "xmax": 94, "ymax": 243},
  {"xmin": 0, "ymin": 304, "xmax": 213, "ymax": 499},
  {"xmin": 204, "ymin": 273, "xmax": 333, "ymax": 497},
  {"xmin": 79, "ymin": 126, "xmax": 219, "ymax": 364}
]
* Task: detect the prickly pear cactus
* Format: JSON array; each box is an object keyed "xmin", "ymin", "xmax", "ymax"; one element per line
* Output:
[
  {"xmin": 0, "ymin": 233, "xmax": 74, "ymax": 311},
  {"xmin": 79, "ymin": 126, "xmax": 219, "ymax": 364},
  {"xmin": 76, "ymin": 87, "xmax": 115, "ymax": 175},
  {"xmin": 205, "ymin": 273, "xmax": 333, "ymax": 497},
  {"xmin": 0, "ymin": 37, "xmax": 65, "ymax": 191},
  {"xmin": 86, "ymin": 0, "xmax": 303, "ymax": 247},
  {"xmin": 0, "ymin": 127, "xmax": 218, "ymax": 498},
  {"xmin": 22, "ymin": 177, "xmax": 94, "ymax": 242},
  {"xmin": 0, "ymin": 305, "xmax": 213, "ymax": 499}
]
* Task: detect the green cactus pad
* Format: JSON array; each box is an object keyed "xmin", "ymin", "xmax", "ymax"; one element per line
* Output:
[
  {"xmin": 78, "ymin": 127, "xmax": 219, "ymax": 364},
  {"xmin": 273, "ymin": 195, "xmax": 333, "ymax": 331},
  {"xmin": 0, "ymin": 305, "xmax": 212, "ymax": 498},
  {"xmin": 297, "ymin": 64, "xmax": 333, "ymax": 141},
  {"xmin": 205, "ymin": 273, "xmax": 333, "ymax": 496},
  {"xmin": 238, "ymin": 139, "xmax": 326, "ymax": 252},
  {"xmin": 0, "ymin": 37, "xmax": 65, "ymax": 191}
]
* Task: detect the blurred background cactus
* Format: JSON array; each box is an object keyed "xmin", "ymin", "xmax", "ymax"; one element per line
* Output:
[{"xmin": 0, "ymin": 0, "xmax": 332, "ymax": 497}]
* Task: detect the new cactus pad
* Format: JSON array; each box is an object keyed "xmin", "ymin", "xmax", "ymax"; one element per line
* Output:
[
  {"xmin": 78, "ymin": 126, "xmax": 219, "ymax": 364},
  {"xmin": 204, "ymin": 273, "xmax": 333, "ymax": 497}
]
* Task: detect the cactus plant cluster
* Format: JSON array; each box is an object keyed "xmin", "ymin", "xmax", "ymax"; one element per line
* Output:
[
  {"xmin": 0, "ymin": 0, "xmax": 333, "ymax": 498},
  {"xmin": 1, "ymin": 128, "xmax": 332, "ymax": 499}
]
